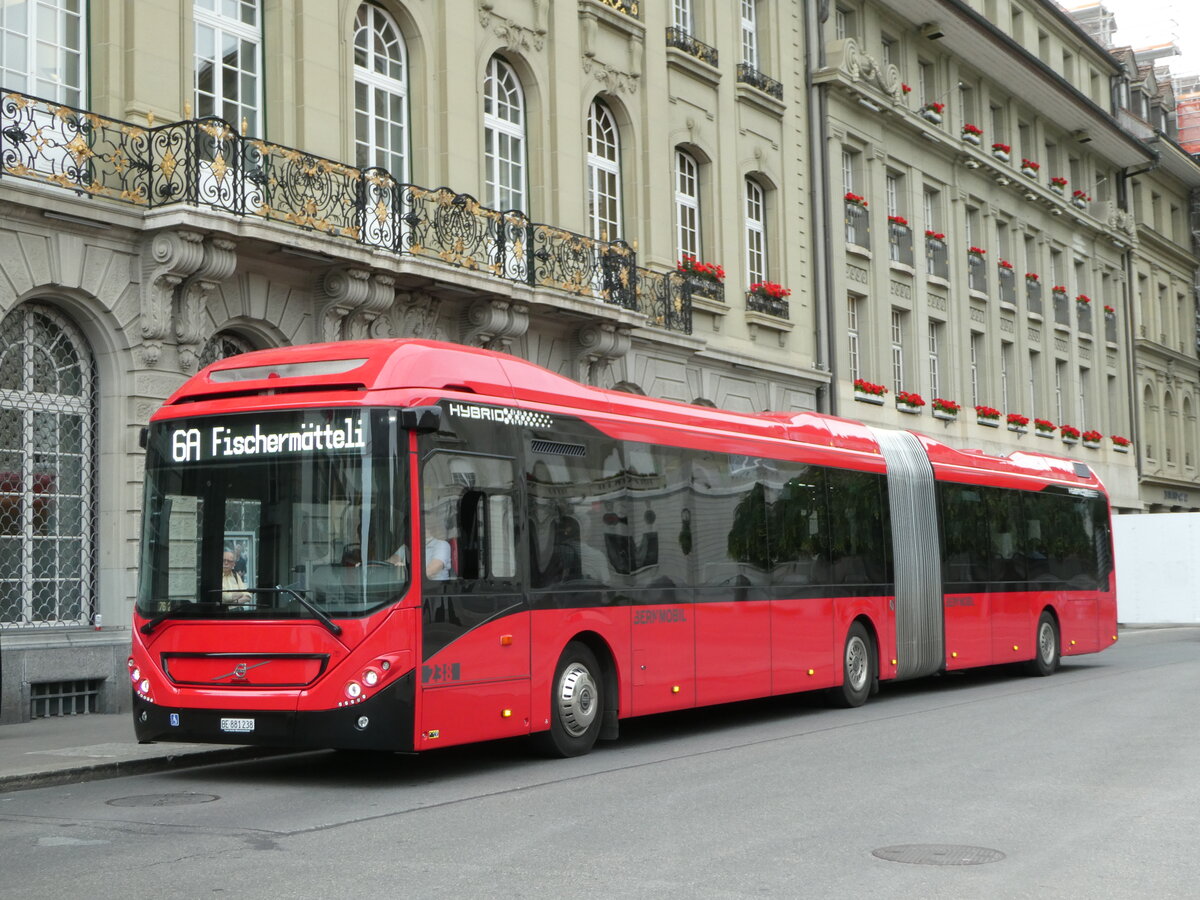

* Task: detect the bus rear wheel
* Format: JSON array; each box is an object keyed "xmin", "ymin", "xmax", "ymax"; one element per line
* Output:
[
  {"xmin": 537, "ymin": 641, "xmax": 603, "ymax": 758},
  {"xmin": 827, "ymin": 622, "xmax": 874, "ymax": 708},
  {"xmin": 1024, "ymin": 611, "xmax": 1060, "ymax": 676}
]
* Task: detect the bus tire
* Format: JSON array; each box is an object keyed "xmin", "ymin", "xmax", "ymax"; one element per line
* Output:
[
  {"xmin": 827, "ymin": 622, "xmax": 874, "ymax": 708},
  {"xmin": 537, "ymin": 641, "xmax": 604, "ymax": 758},
  {"xmin": 1025, "ymin": 611, "xmax": 1060, "ymax": 677}
]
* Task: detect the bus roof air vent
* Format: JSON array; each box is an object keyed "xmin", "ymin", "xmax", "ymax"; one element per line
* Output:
[{"xmin": 1072, "ymin": 463, "xmax": 1092, "ymax": 478}]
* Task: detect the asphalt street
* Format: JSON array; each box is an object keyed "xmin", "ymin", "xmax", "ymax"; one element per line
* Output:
[{"xmin": 0, "ymin": 625, "xmax": 1196, "ymax": 899}]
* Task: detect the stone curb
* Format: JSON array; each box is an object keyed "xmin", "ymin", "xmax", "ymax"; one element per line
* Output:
[{"xmin": 0, "ymin": 746, "xmax": 289, "ymax": 794}]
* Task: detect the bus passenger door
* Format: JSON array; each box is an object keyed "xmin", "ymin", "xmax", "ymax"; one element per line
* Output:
[
  {"xmin": 624, "ymin": 441, "xmax": 696, "ymax": 716},
  {"xmin": 416, "ymin": 439, "xmax": 529, "ymax": 750}
]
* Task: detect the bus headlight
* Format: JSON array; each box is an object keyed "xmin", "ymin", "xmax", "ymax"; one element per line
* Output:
[
  {"xmin": 362, "ymin": 667, "xmax": 381, "ymax": 687},
  {"xmin": 345, "ymin": 681, "xmax": 363, "ymax": 700}
]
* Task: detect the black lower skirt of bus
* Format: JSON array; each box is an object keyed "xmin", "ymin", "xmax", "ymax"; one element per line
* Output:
[{"xmin": 132, "ymin": 673, "xmax": 415, "ymax": 752}]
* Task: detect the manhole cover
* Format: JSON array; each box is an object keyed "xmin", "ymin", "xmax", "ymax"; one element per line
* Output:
[
  {"xmin": 873, "ymin": 844, "xmax": 1005, "ymax": 866},
  {"xmin": 106, "ymin": 793, "xmax": 219, "ymax": 807}
]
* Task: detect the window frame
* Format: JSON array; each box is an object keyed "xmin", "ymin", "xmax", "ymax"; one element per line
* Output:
[
  {"xmin": 586, "ymin": 99, "xmax": 622, "ymax": 242},
  {"xmin": 744, "ymin": 178, "xmax": 767, "ymax": 286},
  {"xmin": 353, "ymin": 2, "xmax": 409, "ymax": 180},
  {"xmin": 194, "ymin": 0, "xmax": 263, "ymax": 134},
  {"xmin": 674, "ymin": 149, "xmax": 702, "ymax": 263},
  {"xmin": 483, "ymin": 55, "xmax": 528, "ymax": 213},
  {"xmin": 0, "ymin": 0, "xmax": 87, "ymax": 106}
]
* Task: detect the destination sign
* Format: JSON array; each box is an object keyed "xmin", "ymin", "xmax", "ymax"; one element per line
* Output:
[{"xmin": 167, "ymin": 415, "xmax": 365, "ymax": 463}]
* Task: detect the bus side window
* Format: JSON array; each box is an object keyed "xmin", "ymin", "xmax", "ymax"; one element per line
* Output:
[{"xmin": 422, "ymin": 452, "xmax": 516, "ymax": 583}]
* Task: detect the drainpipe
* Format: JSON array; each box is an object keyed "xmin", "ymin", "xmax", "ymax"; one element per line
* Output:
[
  {"xmin": 807, "ymin": 1, "xmax": 836, "ymax": 415},
  {"xmin": 1117, "ymin": 159, "xmax": 1159, "ymax": 505}
]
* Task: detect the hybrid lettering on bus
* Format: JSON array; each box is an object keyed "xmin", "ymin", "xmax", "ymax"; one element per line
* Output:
[{"xmin": 131, "ymin": 340, "xmax": 1116, "ymax": 756}]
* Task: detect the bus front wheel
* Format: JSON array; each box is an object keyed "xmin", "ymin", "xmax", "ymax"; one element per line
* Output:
[
  {"xmin": 827, "ymin": 622, "xmax": 874, "ymax": 708},
  {"xmin": 1024, "ymin": 611, "xmax": 1060, "ymax": 676},
  {"xmin": 537, "ymin": 641, "xmax": 604, "ymax": 758}
]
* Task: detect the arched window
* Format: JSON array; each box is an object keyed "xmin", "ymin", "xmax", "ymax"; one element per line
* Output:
[
  {"xmin": 1185, "ymin": 396, "xmax": 1194, "ymax": 469},
  {"xmin": 194, "ymin": 0, "xmax": 262, "ymax": 133},
  {"xmin": 675, "ymin": 149, "xmax": 701, "ymax": 262},
  {"xmin": 1143, "ymin": 384, "xmax": 1156, "ymax": 462},
  {"xmin": 484, "ymin": 56, "xmax": 527, "ymax": 212},
  {"xmin": 1, "ymin": 0, "xmax": 86, "ymax": 105},
  {"xmin": 0, "ymin": 305, "xmax": 96, "ymax": 627},
  {"xmin": 354, "ymin": 3, "xmax": 409, "ymax": 180},
  {"xmin": 744, "ymin": 178, "xmax": 767, "ymax": 285},
  {"xmin": 586, "ymin": 100, "xmax": 622, "ymax": 241},
  {"xmin": 1165, "ymin": 389, "xmax": 1176, "ymax": 466},
  {"xmin": 199, "ymin": 332, "xmax": 256, "ymax": 369}
]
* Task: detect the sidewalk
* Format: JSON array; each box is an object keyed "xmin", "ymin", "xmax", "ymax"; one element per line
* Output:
[{"xmin": 0, "ymin": 713, "xmax": 283, "ymax": 793}]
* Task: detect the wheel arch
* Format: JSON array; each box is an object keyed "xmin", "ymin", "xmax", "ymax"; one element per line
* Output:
[
  {"xmin": 852, "ymin": 613, "xmax": 882, "ymax": 691},
  {"xmin": 563, "ymin": 629, "xmax": 620, "ymax": 740}
]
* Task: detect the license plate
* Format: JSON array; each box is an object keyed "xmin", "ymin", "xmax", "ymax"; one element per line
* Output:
[{"xmin": 219, "ymin": 717, "xmax": 255, "ymax": 733}]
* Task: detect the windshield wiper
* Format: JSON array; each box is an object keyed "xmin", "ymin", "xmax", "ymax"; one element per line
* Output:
[
  {"xmin": 139, "ymin": 601, "xmax": 222, "ymax": 635},
  {"xmin": 141, "ymin": 588, "xmax": 343, "ymax": 637},
  {"xmin": 263, "ymin": 585, "xmax": 343, "ymax": 636}
]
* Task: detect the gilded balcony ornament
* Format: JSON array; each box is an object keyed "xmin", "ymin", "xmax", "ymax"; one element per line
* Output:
[
  {"xmin": 67, "ymin": 132, "xmax": 92, "ymax": 164},
  {"xmin": 209, "ymin": 152, "xmax": 228, "ymax": 184}
]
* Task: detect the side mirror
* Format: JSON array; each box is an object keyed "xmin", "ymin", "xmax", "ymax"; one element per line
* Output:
[{"xmin": 400, "ymin": 405, "xmax": 442, "ymax": 433}]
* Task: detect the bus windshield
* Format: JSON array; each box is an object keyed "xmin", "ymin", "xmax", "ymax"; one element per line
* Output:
[{"xmin": 137, "ymin": 408, "xmax": 409, "ymax": 624}]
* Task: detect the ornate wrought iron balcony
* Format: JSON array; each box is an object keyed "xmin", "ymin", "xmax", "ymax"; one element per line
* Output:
[
  {"xmin": 736, "ymin": 64, "xmax": 783, "ymax": 100},
  {"xmin": 665, "ymin": 28, "xmax": 718, "ymax": 67},
  {"xmin": 0, "ymin": 89, "xmax": 689, "ymax": 333}
]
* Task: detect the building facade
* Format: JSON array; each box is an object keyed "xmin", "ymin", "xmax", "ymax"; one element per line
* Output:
[
  {"xmin": 0, "ymin": 0, "xmax": 822, "ymax": 722},
  {"xmin": 813, "ymin": 0, "xmax": 1199, "ymax": 515},
  {"xmin": 0, "ymin": 0, "xmax": 1196, "ymax": 723}
]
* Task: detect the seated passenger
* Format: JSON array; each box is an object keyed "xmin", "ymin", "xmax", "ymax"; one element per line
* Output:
[{"xmin": 220, "ymin": 548, "xmax": 253, "ymax": 605}]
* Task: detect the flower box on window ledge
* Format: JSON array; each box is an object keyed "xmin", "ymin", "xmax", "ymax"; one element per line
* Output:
[
  {"xmin": 931, "ymin": 398, "xmax": 960, "ymax": 421},
  {"xmin": 746, "ymin": 281, "xmax": 791, "ymax": 318},
  {"xmin": 677, "ymin": 256, "xmax": 726, "ymax": 304},
  {"xmin": 1007, "ymin": 413, "xmax": 1030, "ymax": 434},
  {"xmin": 920, "ymin": 102, "xmax": 944, "ymax": 124},
  {"xmin": 853, "ymin": 378, "xmax": 887, "ymax": 405},
  {"xmin": 975, "ymin": 405, "xmax": 1001, "ymax": 427},
  {"xmin": 991, "ymin": 142, "xmax": 1011, "ymax": 162},
  {"xmin": 961, "ymin": 123, "xmax": 983, "ymax": 145},
  {"xmin": 1020, "ymin": 159, "xmax": 1040, "ymax": 178},
  {"xmin": 1081, "ymin": 429, "xmax": 1103, "ymax": 449},
  {"xmin": 895, "ymin": 390, "xmax": 925, "ymax": 413},
  {"xmin": 1034, "ymin": 419, "xmax": 1056, "ymax": 438},
  {"xmin": 1060, "ymin": 424, "xmax": 1081, "ymax": 445},
  {"xmin": 1050, "ymin": 176, "xmax": 1068, "ymax": 194},
  {"xmin": 1111, "ymin": 435, "xmax": 1132, "ymax": 453}
]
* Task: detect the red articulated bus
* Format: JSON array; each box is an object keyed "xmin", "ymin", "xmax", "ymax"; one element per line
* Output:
[{"xmin": 131, "ymin": 339, "xmax": 1117, "ymax": 756}]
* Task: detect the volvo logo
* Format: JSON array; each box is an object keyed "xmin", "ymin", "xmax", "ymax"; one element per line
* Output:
[{"xmin": 212, "ymin": 660, "xmax": 269, "ymax": 682}]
